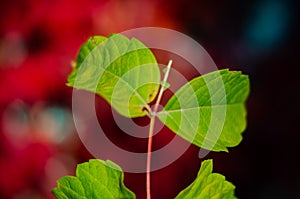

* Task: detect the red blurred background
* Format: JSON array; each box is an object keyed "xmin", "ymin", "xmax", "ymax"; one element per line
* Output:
[{"xmin": 0, "ymin": 0, "xmax": 299, "ymax": 198}]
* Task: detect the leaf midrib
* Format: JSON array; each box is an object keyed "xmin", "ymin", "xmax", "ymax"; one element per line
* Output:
[
  {"xmin": 80, "ymin": 168, "xmax": 115, "ymax": 198},
  {"xmin": 97, "ymin": 64, "xmax": 150, "ymax": 110},
  {"xmin": 157, "ymin": 103, "xmax": 243, "ymax": 115}
]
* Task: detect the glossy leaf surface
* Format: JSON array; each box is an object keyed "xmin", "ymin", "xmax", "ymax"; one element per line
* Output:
[
  {"xmin": 175, "ymin": 159, "xmax": 236, "ymax": 199},
  {"xmin": 52, "ymin": 159, "xmax": 136, "ymax": 199},
  {"xmin": 157, "ymin": 69, "xmax": 250, "ymax": 151},
  {"xmin": 67, "ymin": 34, "xmax": 160, "ymax": 117}
]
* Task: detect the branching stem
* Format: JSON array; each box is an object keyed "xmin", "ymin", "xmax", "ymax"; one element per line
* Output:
[{"xmin": 146, "ymin": 60, "xmax": 172, "ymax": 199}]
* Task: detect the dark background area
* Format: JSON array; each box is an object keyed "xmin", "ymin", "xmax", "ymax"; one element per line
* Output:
[{"xmin": 0, "ymin": 0, "xmax": 299, "ymax": 198}]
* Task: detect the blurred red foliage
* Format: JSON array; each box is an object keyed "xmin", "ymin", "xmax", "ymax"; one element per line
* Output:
[{"xmin": 0, "ymin": 0, "xmax": 180, "ymax": 198}]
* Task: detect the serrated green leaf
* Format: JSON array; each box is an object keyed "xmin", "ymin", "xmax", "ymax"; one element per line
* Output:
[
  {"xmin": 175, "ymin": 159, "xmax": 237, "ymax": 199},
  {"xmin": 52, "ymin": 159, "xmax": 136, "ymax": 199},
  {"xmin": 67, "ymin": 34, "xmax": 160, "ymax": 117},
  {"xmin": 157, "ymin": 69, "xmax": 250, "ymax": 152}
]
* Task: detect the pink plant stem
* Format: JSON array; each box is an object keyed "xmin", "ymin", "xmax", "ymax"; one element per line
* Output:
[{"xmin": 146, "ymin": 60, "xmax": 172, "ymax": 199}]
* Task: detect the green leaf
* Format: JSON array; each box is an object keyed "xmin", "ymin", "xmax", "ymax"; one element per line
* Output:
[
  {"xmin": 175, "ymin": 159, "xmax": 237, "ymax": 199},
  {"xmin": 67, "ymin": 34, "xmax": 160, "ymax": 117},
  {"xmin": 52, "ymin": 159, "xmax": 136, "ymax": 199},
  {"xmin": 157, "ymin": 69, "xmax": 250, "ymax": 152}
]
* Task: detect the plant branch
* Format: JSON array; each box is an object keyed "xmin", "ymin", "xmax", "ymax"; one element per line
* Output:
[
  {"xmin": 153, "ymin": 60, "xmax": 172, "ymax": 114},
  {"xmin": 146, "ymin": 60, "xmax": 172, "ymax": 199},
  {"xmin": 146, "ymin": 116, "xmax": 155, "ymax": 199}
]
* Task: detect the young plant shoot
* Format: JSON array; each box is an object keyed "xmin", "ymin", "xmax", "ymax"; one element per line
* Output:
[{"xmin": 53, "ymin": 34, "xmax": 250, "ymax": 199}]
